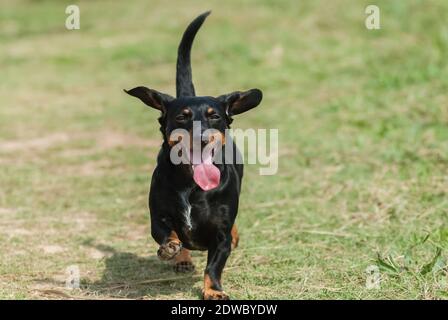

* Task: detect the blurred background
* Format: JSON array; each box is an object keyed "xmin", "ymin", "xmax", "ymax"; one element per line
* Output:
[{"xmin": 0, "ymin": 0, "xmax": 447, "ymax": 299}]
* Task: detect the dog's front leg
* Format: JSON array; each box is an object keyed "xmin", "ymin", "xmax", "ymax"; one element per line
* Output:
[
  {"xmin": 151, "ymin": 216, "xmax": 182, "ymax": 261},
  {"xmin": 202, "ymin": 231, "xmax": 232, "ymax": 300}
]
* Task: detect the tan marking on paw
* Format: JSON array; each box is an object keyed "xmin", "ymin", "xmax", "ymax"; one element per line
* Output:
[
  {"xmin": 202, "ymin": 274, "xmax": 229, "ymax": 300},
  {"xmin": 157, "ymin": 240, "xmax": 181, "ymax": 261},
  {"xmin": 202, "ymin": 288, "xmax": 229, "ymax": 300},
  {"xmin": 173, "ymin": 248, "xmax": 195, "ymax": 273},
  {"xmin": 157, "ymin": 231, "xmax": 183, "ymax": 260}
]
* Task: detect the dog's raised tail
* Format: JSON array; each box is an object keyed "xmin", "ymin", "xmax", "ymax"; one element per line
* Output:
[{"xmin": 176, "ymin": 11, "xmax": 211, "ymax": 98}]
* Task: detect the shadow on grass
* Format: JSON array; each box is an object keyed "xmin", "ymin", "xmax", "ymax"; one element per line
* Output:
[{"xmin": 83, "ymin": 244, "xmax": 201, "ymax": 299}]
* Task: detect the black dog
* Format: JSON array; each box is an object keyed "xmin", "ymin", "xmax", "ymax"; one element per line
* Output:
[{"xmin": 125, "ymin": 11, "xmax": 262, "ymax": 300}]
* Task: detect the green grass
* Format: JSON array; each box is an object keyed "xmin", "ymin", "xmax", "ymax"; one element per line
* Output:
[{"xmin": 1, "ymin": 0, "xmax": 448, "ymax": 299}]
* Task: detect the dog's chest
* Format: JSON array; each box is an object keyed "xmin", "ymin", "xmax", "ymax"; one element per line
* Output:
[
  {"xmin": 179, "ymin": 190, "xmax": 193, "ymax": 230},
  {"xmin": 176, "ymin": 188, "xmax": 214, "ymax": 250}
]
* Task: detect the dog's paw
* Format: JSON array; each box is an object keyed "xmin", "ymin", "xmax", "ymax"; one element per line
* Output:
[
  {"xmin": 202, "ymin": 289, "xmax": 230, "ymax": 300},
  {"xmin": 173, "ymin": 261, "xmax": 195, "ymax": 273},
  {"xmin": 157, "ymin": 241, "xmax": 182, "ymax": 261}
]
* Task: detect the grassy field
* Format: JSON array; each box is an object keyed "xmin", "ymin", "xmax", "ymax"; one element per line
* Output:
[{"xmin": 0, "ymin": 0, "xmax": 447, "ymax": 299}]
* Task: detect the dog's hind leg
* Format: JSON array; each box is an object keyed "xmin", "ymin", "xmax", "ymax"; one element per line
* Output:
[
  {"xmin": 173, "ymin": 248, "xmax": 195, "ymax": 273},
  {"xmin": 231, "ymin": 224, "xmax": 239, "ymax": 250}
]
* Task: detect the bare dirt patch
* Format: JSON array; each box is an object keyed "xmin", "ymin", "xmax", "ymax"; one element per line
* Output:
[
  {"xmin": 125, "ymin": 224, "xmax": 148, "ymax": 241},
  {"xmin": 0, "ymin": 207, "xmax": 17, "ymax": 215},
  {"xmin": 4, "ymin": 228, "xmax": 32, "ymax": 237},
  {"xmin": 95, "ymin": 130, "xmax": 159, "ymax": 150},
  {"xmin": 0, "ymin": 130, "xmax": 160, "ymax": 155},
  {"xmin": 68, "ymin": 211, "xmax": 98, "ymax": 232},
  {"xmin": 0, "ymin": 133, "xmax": 70, "ymax": 153},
  {"xmin": 53, "ymin": 159, "xmax": 115, "ymax": 177},
  {"xmin": 89, "ymin": 248, "xmax": 110, "ymax": 260},
  {"xmin": 39, "ymin": 245, "xmax": 66, "ymax": 254}
]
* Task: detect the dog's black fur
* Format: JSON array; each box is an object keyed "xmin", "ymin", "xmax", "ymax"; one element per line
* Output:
[{"xmin": 125, "ymin": 11, "xmax": 262, "ymax": 300}]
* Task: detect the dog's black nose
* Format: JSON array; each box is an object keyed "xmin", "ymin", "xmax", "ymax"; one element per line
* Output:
[
  {"xmin": 192, "ymin": 131, "xmax": 211, "ymax": 145},
  {"xmin": 201, "ymin": 135, "xmax": 211, "ymax": 145}
]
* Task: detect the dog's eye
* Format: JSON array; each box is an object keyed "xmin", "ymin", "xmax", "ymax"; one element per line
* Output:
[
  {"xmin": 209, "ymin": 114, "xmax": 221, "ymax": 120},
  {"xmin": 176, "ymin": 114, "xmax": 188, "ymax": 122}
]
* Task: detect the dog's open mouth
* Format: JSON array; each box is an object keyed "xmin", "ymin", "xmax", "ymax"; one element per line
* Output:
[{"xmin": 190, "ymin": 149, "xmax": 220, "ymax": 191}]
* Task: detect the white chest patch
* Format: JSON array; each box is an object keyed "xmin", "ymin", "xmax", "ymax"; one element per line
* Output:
[{"xmin": 180, "ymin": 190, "xmax": 193, "ymax": 230}]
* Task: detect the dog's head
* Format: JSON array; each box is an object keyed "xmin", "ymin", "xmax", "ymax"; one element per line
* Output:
[{"xmin": 125, "ymin": 87, "xmax": 262, "ymax": 190}]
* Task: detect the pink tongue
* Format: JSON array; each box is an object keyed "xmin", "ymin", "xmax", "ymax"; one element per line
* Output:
[{"xmin": 192, "ymin": 155, "xmax": 220, "ymax": 191}]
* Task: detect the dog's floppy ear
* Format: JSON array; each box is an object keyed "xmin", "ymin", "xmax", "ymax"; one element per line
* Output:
[
  {"xmin": 217, "ymin": 88, "xmax": 262, "ymax": 116},
  {"xmin": 124, "ymin": 86, "xmax": 174, "ymax": 112}
]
